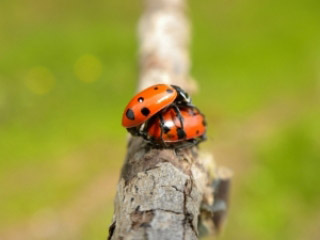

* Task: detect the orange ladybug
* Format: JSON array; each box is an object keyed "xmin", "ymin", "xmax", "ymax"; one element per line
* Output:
[
  {"xmin": 122, "ymin": 84, "xmax": 191, "ymax": 135},
  {"xmin": 144, "ymin": 106, "xmax": 206, "ymax": 147}
]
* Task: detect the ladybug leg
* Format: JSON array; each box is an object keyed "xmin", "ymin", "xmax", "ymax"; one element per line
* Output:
[
  {"xmin": 199, "ymin": 133, "xmax": 207, "ymax": 142},
  {"xmin": 191, "ymin": 134, "xmax": 206, "ymax": 145},
  {"xmin": 140, "ymin": 124, "xmax": 150, "ymax": 141},
  {"xmin": 158, "ymin": 114, "xmax": 167, "ymax": 147},
  {"xmin": 175, "ymin": 135, "xmax": 207, "ymax": 149},
  {"xmin": 174, "ymin": 139, "xmax": 197, "ymax": 149},
  {"xmin": 126, "ymin": 127, "xmax": 140, "ymax": 136},
  {"xmin": 172, "ymin": 104, "xmax": 184, "ymax": 129}
]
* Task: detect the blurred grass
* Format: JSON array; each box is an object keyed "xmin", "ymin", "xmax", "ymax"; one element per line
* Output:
[{"xmin": 0, "ymin": 0, "xmax": 319, "ymax": 239}]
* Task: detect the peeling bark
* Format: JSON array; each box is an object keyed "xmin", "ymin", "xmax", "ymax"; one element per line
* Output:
[{"xmin": 110, "ymin": 138, "xmax": 211, "ymax": 240}]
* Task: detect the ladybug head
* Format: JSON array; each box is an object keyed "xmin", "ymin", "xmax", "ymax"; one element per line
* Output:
[{"xmin": 171, "ymin": 85, "xmax": 192, "ymax": 105}]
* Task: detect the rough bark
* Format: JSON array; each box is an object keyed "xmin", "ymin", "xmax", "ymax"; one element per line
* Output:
[{"xmin": 108, "ymin": 0, "xmax": 231, "ymax": 239}]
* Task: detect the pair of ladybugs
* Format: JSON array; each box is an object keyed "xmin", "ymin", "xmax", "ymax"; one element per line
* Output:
[{"xmin": 122, "ymin": 84, "xmax": 206, "ymax": 148}]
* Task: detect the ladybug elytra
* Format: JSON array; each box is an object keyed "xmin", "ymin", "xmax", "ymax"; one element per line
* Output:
[
  {"xmin": 145, "ymin": 106, "xmax": 206, "ymax": 146},
  {"xmin": 122, "ymin": 84, "xmax": 191, "ymax": 130}
]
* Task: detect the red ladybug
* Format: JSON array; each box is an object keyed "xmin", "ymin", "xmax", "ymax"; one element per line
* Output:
[
  {"xmin": 122, "ymin": 84, "xmax": 191, "ymax": 135},
  {"xmin": 143, "ymin": 106, "xmax": 206, "ymax": 147}
]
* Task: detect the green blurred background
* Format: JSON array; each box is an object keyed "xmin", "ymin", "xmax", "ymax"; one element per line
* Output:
[{"xmin": 0, "ymin": 0, "xmax": 319, "ymax": 239}]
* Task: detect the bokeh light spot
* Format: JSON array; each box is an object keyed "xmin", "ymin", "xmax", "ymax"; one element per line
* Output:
[
  {"xmin": 74, "ymin": 55, "xmax": 102, "ymax": 83},
  {"xmin": 24, "ymin": 67, "xmax": 56, "ymax": 95}
]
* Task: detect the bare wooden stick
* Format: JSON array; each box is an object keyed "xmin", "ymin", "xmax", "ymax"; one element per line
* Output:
[
  {"xmin": 137, "ymin": 0, "xmax": 196, "ymax": 93},
  {"xmin": 108, "ymin": 0, "xmax": 231, "ymax": 239}
]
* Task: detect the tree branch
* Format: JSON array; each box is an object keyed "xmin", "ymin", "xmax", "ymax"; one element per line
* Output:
[{"xmin": 108, "ymin": 0, "xmax": 231, "ymax": 239}]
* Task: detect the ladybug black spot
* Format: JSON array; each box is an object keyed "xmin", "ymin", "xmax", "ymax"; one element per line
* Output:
[
  {"xmin": 163, "ymin": 126, "xmax": 171, "ymax": 134},
  {"xmin": 196, "ymin": 130, "xmax": 200, "ymax": 134},
  {"xmin": 202, "ymin": 119, "xmax": 207, "ymax": 127},
  {"xmin": 141, "ymin": 107, "xmax": 150, "ymax": 116},
  {"xmin": 154, "ymin": 87, "xmax": 159, "ymax": 90},
  {"xmin": 138, "ymin": 97, "xmax": 144, "ymax": 102},
  {"xmin": 126, "ymin": 109, "xmax": 135, "ymax": 120},
  {"xmin": 166, "ymin": 88, "xmax": 174, "ymax": 93},
  {"xmin": 177, "ymin": 127, "xmax": 186, "ymax": 140}
]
